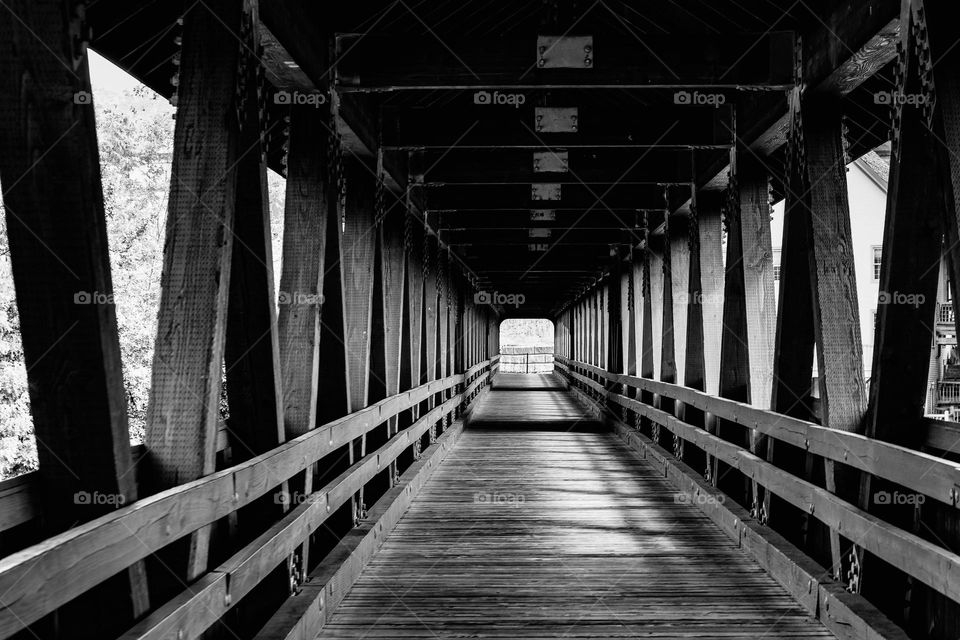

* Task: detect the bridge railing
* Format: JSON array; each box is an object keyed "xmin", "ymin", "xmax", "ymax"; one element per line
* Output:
[
  {"xmin": 498, "ymin": 346, "xmax": 554, "ymax": 373},
  {"xmin": 0, "ymin": 357, "xmax": 498, "ymax": 640},
  {"xmin": 555, "ymin": 356, "xmax": 960, "ymax": 611}
]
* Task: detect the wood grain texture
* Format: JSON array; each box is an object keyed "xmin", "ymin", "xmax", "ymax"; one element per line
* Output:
[
  {"xmin": 322, "ymin": 376, "xmax": 833, "ymax": 639},
  {"xmin": 278, "ymin": 106, "xmax": 332, "ymax": 439}
]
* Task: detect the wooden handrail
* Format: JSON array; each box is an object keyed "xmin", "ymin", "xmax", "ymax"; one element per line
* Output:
[
  {"xmin": 119, "ymin": 373, "xmax": 489, "ymax": 640},
  {"xmin": 556, "ymin": 357, "xmax": 960, "ymax": 507},
  {"xmin": 555, "ymin": 357, "xmax": 960, "ymax": 605},
  {"xmin": 0, "ymin": 360, "xmax": 496, "ymax": 639},
  {"xmin": 0, "ymin": 429, "xmax": 228, "ymax": 537}
]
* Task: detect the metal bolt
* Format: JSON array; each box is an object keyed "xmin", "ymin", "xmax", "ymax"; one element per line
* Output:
[{"xmin": 584, "ymin": 57, "xmax": 592, "ymax": 67}]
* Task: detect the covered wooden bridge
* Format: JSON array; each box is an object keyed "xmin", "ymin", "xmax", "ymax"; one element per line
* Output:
[{"xmin": 1, "ymin": 0, "xmax": 959, "ymax": 638}]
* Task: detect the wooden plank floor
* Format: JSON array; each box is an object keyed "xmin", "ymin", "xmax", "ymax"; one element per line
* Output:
[
  {"xmin": 473, "ymin": 373, "xmax": 598, "ymax": 429},
  {"xmin": 322, "ymin": 374, "xmax": 834, "ymax": 639}
]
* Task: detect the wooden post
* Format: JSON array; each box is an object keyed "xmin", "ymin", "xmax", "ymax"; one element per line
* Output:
[
  {"xmin": 737, "ymin": 153, "xmax": 777, "ymax": 522},
  {"xmin": 680, "ymin": 190, "xmax": 721, "ymax": 472},
  {"xmin": 670, "ymin": 213, "xmax": 690, "ymax": 391},
  {"xmin": 380, "ymin": 202, "xmax": 406, "ymax": 482},
  {"xmin": 698, "ymin": 192, "xmax": 725, "ymax": 398},
  {"xmin": 142, "ymin": 0, "xmax": 243, "ymax": 584},
  {"xmin": 859, "ymin": 0, "xmax": 953, "ymax": 624},
  {"xmin": 423, "ymin": 234, "xmax": 439, "ymax": 386},
  {"xmin": 276, "ymin": 104, "xmax": 333, "ymax": 577},
  {"xmin": 0, "ymin": 0, "xmax": 149, "ymax": 622},
  {"xmin": 640, "ymin": 232, "xmax": 656, "ymax": 433},
  {"xmin": 773, "ymin": 91, "xmax": 867, "ymax": 578},
  {"xmin": 278, "ymin": 107, "xmax": 331, "ymax": 437},
  {"xmin": 628, "ymin": 250, "xmax": 642, "ymax": 425},
  {"xmin": 717, "ymin": 153, "xmax": 777, "ymax": 418},
  {"xmin": 437, "ymin": 247, "xmax": 450, "ymax": 430},
  {"xmin": 406, "ymin": 211, "xmax": 424, "ymax": 424},
  {"xmin": 649, "ymin": 236, "xmax": 665, "ymax": 385},
  {"xmin": 620, "ymin": 259, "xmax": 632, "ymax": 415},
  {"xmin": 340, "ymin": 157, "xmax": 377, "ymax": 521},
  {"xmin": 659, "ymin": 212, "xmax": 678, "ymax": 448},
  {"xmin": 219, "ymin": 15, "xmax": 291, "ymax": 626},
  {"xmin": 602, "ymin": 282, "xmax": 611, "ymax": 372},
  {"xmin": 224, "ymin": 49, "xmax": 285, "ymax": 468}
]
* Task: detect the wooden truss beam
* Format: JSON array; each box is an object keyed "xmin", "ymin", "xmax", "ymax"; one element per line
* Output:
[{"xmin": 336, "ymin": 32, "xmax": 795, "ymax": 91}]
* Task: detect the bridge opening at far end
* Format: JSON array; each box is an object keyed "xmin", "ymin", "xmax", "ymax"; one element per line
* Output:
[{"xmin": 498, "ymin": 317, "xmax": 555, "ymax": 374}]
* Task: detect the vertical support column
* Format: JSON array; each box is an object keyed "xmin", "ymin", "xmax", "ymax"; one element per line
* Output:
[
  {"xmin": 340, "ymin": 157, "xmax": 377, "ymax": 521},
  {"xmin": 423, "ymin": 234, "xmax": 438, "ymax": 385},
  {"xmin": 738, "ymin": 154, "xmax": 777, "ymax": 521},
  {"xmin": 858, "ymin": 1, "xmax": 950, "ymax": 623},
  {"xmin": 649, "ymin": 236, "xmax": 665, "ymax": 385},
  {"xmin": 601, "ymin": 283, "xmax": 610, "ymax": 372},
  {"xmin": 278, "ymin": 108, "xmax": 330, "ymax": 435},
  {"xmin": 406, "ymin": 212, "xmax": 424, "ymax": 427},
  {"xmin": 716, "ymin": 152, "xmax": 775, "ymax": 499},
  {"xmin": 437, "ymin": 248, "xmax": 449, "ymax": 431},
  {"xmin": 640, "ymin": 228, "xmax": 656, "ymax": 429},
  {"xmin": 620, "ymin": 259, "xmax": 631, "ymax": 379},
  {"xmin": 219, "ymin": 17, "xmax": 291, "ymax": 624},
  {"xmin": 574, "ymin": 301, "xmax": 580, "ymax": 364},
  {"xmin": 422, "ymin": 232, "xmax": 439, "ymax": 442},
  {"xmin": 277, "ymin": 104, "xmax": 332, "ymax": 576},
  {"xmin": 628, "ymin": 248, "xmax": 642, "ymax": 426},
  {"xmin": 683, "ymin": 191, "xmax": 720, "ymax": 395},
  {"xmin": 659, "ymin": 211, "xmax": 678, "ymax": 453},
  {"xmin": 224, "ymin": 29, "xmax": 285, "ymax": 469},
  {"xmin": 698, "ymin": 192, "xmax": 725, "ymax": 397},
  {"xmin": 0, "ymin": 0, "xmax": 149, "ymax": 622},
  {"xmin": 380, "ymin": 202, "xmax": 406, "ymax": 483},
  {"xmin": 142, "ymin": 0, "xmax": 242, "ymax": 584},
  {"xmin": 670, "ymin": 211, "xmax": 690, "ymax": 391},
  {"xmin": 776, "ymin": 91, "xmax": 867, "ymax": 577}
]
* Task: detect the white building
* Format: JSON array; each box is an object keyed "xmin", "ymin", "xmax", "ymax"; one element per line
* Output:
[{"xmin": 770, "ymin": 143, "xmax": 955, "ymax": 416}]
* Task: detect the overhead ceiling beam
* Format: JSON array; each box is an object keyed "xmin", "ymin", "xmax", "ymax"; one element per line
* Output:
[
  {"xmin": 259, "ymin": 3, "xmax": 409, "ymax": 191},
  {"xmin": 383, "ymin": 105, "xmax": 732, "ymax": 150},
  {"xmin": 417, "ymin": 148, "xmax": 721, "ymax": 185},
  {"xmin": 424, "ymin": 183, "xmax": 690, "ymax": 211},
  {"xmin": 682, "ymin": 0, "xmax": 899, "ymax": 214},
  {"xmin": 746, "ymin": 0, "xmax": 898, "ymax": 158},
  {"xmin": 442, "ymin": 228, "xmax": 639, "ymax": 244},
  {"xmin": 335, "ymin": 32, "xmax": 796, "ymax": 91}
]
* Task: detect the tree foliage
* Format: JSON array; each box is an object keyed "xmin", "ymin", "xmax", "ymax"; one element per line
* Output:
[{"xmin": 0, "ymin": 77, "xmax": 286, "ymax": 480}]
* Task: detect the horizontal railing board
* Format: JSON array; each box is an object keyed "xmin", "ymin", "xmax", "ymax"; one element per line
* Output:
[
  {"xmin": 608, "ymin": 419, "xmax": 911, "ymax": 640},
  {"xmin": 0, "ymin": 361, "xmax": 494, "ymax": 639},
  {"xmin": 922, "ymin": 417, "xmax": 960, "ymax": 454},
  {"xmin": 0, "ymin": 473, "xmax": 40, "ymax": 533},
  {"xmin": 498, "ymin": 346, "xmax": 553, "ymax": 355},
  {"xmin": 557, "ymin": 357, "xmax": 960, "ymax": 508},
  {"xmin": 558, "ymin": 360, "xmax": 960, "ymax": 605},
  {"xmin": 0, "ymin": 430, "xmax": 226, "ymax": 537},
  {"xmin": 117, "ymin": 380, "xmax": 479, "ymax": 640},
  {"xmin": 254, "ymin": 394, "xmax": 482, "ymax": 640}
]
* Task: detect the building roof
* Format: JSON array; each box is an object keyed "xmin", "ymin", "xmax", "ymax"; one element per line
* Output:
[{"xmin": 854, "ymin": 142, "xmax": 891, "ymax": 192}]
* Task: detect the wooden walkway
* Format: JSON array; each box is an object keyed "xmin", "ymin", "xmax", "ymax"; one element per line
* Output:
[{"xmin": 323, "ymin": 374, "xmax": 834, "ymax": 639}]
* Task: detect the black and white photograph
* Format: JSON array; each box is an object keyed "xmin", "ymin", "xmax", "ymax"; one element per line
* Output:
[{"xmin": 0, "ymin": 1, "xmax": 957, "ymax": 638}]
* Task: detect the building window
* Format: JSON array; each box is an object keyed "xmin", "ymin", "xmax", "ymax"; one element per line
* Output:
[
  {"xmin": 872, "ymin": 246, "xmax": 882, "ymax": 280},
  {"xmin": 773, "ymin": 249, "xmax": 781, "ymax": 281}
]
